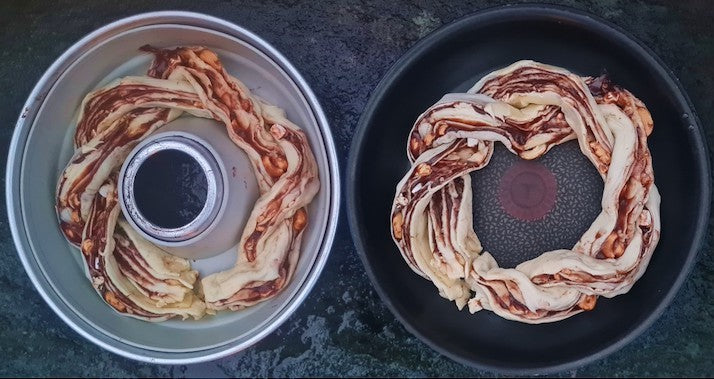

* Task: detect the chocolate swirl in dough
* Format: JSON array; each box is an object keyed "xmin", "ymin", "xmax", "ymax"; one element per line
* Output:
[
  {"xmin": 391, "ymin": 61, "xmax": 660, "ymax": 323},
  {"xmin": 56, "ymin": 46, "xmax": 319, "ymax": 320}
]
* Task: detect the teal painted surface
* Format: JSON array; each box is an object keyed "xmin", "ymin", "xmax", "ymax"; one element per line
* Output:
[{"xmin": 0, "ymin": 0, "xmax": 712, "ymax": 376}]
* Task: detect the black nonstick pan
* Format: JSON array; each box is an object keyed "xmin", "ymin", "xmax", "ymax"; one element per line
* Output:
[{"xmin": 347, "ymin": 4, "xmax": 710, "ymax": 374}]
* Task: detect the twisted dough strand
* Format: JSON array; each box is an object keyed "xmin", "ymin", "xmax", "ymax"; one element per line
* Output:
[
  {"xmin": 56, "ymin": 46, "xmax": 319, "ymax": 320},
  {"xmin": 391, "ymin": 61, "xmax": 660, "ymax": 323}
]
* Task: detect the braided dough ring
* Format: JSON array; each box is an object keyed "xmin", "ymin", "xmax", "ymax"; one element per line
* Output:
[
  {"xmin": 56, "ymin": 46, "xmax": 319, "ymax": 321},
  {"xmin": 391, "ymin": 61, "xmax": 660, "ymax": 323}
]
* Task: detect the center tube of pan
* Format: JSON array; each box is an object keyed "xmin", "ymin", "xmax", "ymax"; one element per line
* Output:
[
  {"xmin": 133, "ymin": 149, "xmax": 208, "ymax": 229},
  {"xmin": 119, "ymin": 134, "xmax": 224, "ymax": 245}
]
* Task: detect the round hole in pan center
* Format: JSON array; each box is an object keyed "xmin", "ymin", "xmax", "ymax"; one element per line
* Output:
[{"xmin": 133, "ymin": 149, "xmax": 209, "ymax": 229}]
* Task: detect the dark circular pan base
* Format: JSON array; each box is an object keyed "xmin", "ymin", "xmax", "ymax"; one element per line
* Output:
[{"xmin": 347, "ymin": 4, "xmax": 710, "ymax": 374}]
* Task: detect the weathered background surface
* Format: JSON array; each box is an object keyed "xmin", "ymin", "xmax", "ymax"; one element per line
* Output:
[{"xmin": 1, "ymin": 0, "xmax": 712, "ymax": 376}]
